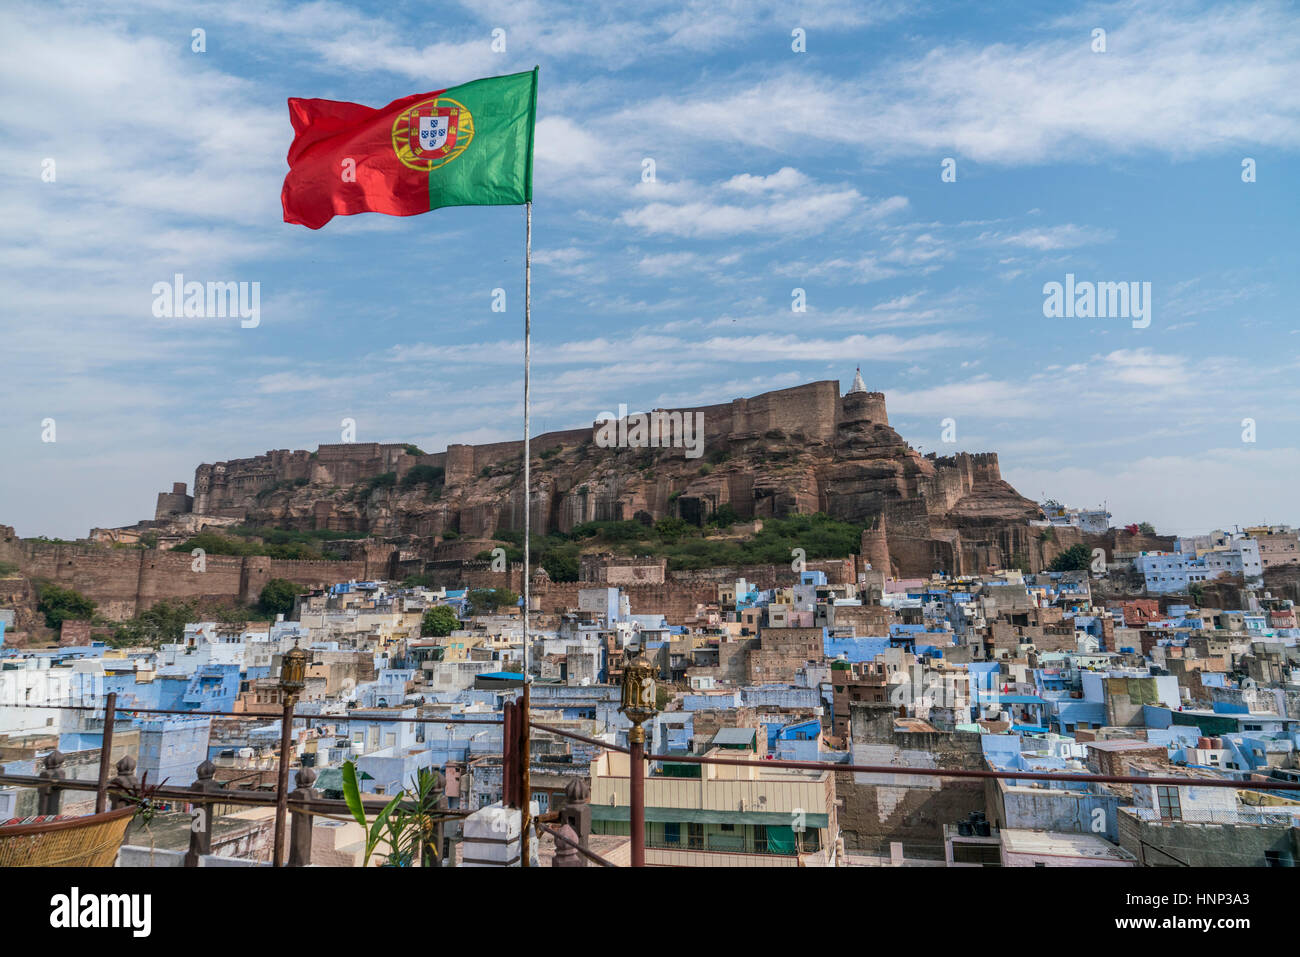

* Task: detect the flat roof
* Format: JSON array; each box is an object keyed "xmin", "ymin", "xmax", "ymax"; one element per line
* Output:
[
  {"xmin": 712, "ymin": 728, "xmax": 757, "ymax": 746},
  {"xmin": 1000, "ymin": 828, "xmax": 1135, "ymax": 861}
]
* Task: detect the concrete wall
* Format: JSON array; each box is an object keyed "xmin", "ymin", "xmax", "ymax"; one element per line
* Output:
[
  {"xmin": 836, "ymin": 702, "xmax": 988, "ymax": 857},
  {"xmin": 1118, "ymin": 809, "xmax": 1300, "ymax": 866}
]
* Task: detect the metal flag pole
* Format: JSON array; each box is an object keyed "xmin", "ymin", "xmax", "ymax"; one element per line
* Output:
[{"xmin": 520, "ymin": 198, "xmax": 533, "ymax": 866}]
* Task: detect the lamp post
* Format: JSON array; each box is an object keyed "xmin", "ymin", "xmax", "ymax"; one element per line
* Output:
[
  {"xmin": 273, "ymin": 639, "xmax": 308, "ymax": 867},
  {"xmin": 618, "ymin": 642, "xmax": 658, "ymax": 867}
]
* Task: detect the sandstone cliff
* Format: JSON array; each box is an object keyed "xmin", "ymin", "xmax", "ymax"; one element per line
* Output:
[{"xmin": 150, "ymin": 380, "xmax": 1046, "ymax": 577}]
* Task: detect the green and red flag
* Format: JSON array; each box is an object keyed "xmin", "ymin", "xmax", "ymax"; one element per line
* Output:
[{"xmin": 282, "ymin": 68, "xmax": 537, "ymax": 229}]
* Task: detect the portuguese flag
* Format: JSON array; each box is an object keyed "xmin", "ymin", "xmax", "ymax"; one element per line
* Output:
[{"xmin": 282, "ymin": 69, "xmax": 537, "ymax": 230}]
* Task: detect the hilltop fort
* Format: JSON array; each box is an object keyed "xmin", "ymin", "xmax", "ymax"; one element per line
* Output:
[
  {"xmin": 1, "ymin": 377, "xmax": 1151, "ymax": 636},
  {"xmin": 143, "ymin": 376, "xmax": 1046, "ymax": 578}
]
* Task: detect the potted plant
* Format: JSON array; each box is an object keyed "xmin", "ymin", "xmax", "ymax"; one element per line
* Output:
[{"xmin": 340, "ymin": 761, "xmax": 443, "ymax": 867}]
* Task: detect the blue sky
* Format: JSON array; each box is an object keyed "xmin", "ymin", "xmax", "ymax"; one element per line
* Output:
[{"xmin": 2, "ymin": 0, "xmax": 1298, "ymax": 539}]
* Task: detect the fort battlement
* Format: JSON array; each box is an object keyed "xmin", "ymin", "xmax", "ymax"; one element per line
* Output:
[
  {"xmin": 841, "ymin": 389, "xmax": 889, "ymax": 428},
  {"xmin": 174, "ymin": 380, "xmax": 878, "ymax": 519},
  {"xmin": 136, "ymin": 378, "xmax": 1047, "ymax": 578},
  {"xmin": 929, "ymin": 451, "xmax": 1002, "ymax": 484}
]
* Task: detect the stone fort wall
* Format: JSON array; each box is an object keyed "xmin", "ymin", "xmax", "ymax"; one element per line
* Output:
[
  {"xmin": 14, "ymin": 540, "xmax": 388, "ymax": 621},
  {"xmin": 180, "ymin": 381, "xmax": 872, "ymax": 518}
]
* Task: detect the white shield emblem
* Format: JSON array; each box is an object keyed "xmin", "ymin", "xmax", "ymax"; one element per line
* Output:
[{"xmin": 419, "ymin": 115, "xmax": 450, "ymax": 152}]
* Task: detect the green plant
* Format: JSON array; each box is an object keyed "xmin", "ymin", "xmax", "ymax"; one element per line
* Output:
[
  {"xmin": 172, "ymin": 529, "xmax": 351, "ymax": 561},
  {"xmin": 654, "ymin": 516, "xmax": 694, "ymax": 544},
  {"xmin": 421, "ymin": 605, "xmax": 460, "ymax": 637},
  {"xmin": 402, "ymin": 465, "xmax": 445, "ymax": 487},
  {"xmin": 111, "ymin": 599, "xmax": 197, "ymax": 646},
  {"xmin": 708, "ymin": 503, "xmax": 740, "ymax": 528},
  {"xmin": 36, "ymin": 584, "xmax": 96, "ymax": 629},
  {"xmin": 465, "ymin": 587, "xmax": 518, "ymax": 616},
  {"xmin": 258, "ymin": 578, "xmax": 305, "ymax": 617},
  {"xmin": 1048, "ymin": 544, "xmax": 1093, "ymax": 572},
  {"xmin": 341, "ymin": 762, "xmax": 443, "ymax": 867}
]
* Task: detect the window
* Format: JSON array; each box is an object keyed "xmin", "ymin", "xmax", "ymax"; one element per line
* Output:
[
  {"xmin": 664, "ymin": 822, "xmax": 680, "ymax": 845},
  {"xmin": 687, "ymin": 823, "xmax": 704, "ymax": 849},
  {"xmin": 720, "ymin": 823, "xmax": 735, "ymax": 832},
  {"xmin": 1156, "ymin": 786, "xmax": 1182, "ymax": 821}
]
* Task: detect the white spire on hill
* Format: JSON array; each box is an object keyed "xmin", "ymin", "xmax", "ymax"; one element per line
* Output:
[{"xmin": 849, "ymin": 367, "xmax": 867, "ymax": 394}]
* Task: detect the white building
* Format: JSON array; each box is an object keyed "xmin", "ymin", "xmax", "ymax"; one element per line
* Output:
[{"xmin": 1136, "ymin": 538, "xmax": 1263, "ymax": 594}]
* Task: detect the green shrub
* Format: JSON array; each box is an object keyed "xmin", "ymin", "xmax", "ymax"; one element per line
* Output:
[
  {"xmin": 402, "ymin": 465, "xmax": 445, "ymax": 487},
  {"xmin": 1048, "ymin": 544, "xmax": 1093, "ymax": 572},
  {"xmin": 421, "ymin": 605, "xmax": 460, "ymax": 637},
  {"xmin": 259, "ymin": 578, "xmax": 305, "ymax": 617},
  {"xmin": 465, "ymin": 588, "xmax": 519, "ymax": 616},
  {"xmin": 37, "ymin": 584, "xmax": 96, "ymax": 629}
]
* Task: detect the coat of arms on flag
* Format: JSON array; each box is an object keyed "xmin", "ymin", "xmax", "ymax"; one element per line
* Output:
[
  {"xmin": 417, "ymin": 110, "xmax": 455, "ymax": 154},
  {"xmin": 394, "ymin": 97, "xmax": 474, "ymax": 171}
]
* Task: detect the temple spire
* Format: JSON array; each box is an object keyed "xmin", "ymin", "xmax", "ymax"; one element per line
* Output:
[{"xmin": 849, "ymin": 367, "xmax": 867, "ymax": 394}]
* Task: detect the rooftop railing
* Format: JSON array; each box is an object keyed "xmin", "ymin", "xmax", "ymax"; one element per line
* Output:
[{"xmin": 3, "ymin": 695, "xmax": 1298, "ymax": 867}]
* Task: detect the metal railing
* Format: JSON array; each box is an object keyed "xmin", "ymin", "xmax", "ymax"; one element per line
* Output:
[
  {"xmin": 4, "ymin": 695, "xmax": 1299, "ymax": 868},
  {"xmin": 0, "ymin": 694, "xmax": 498, "ymax": 867}
]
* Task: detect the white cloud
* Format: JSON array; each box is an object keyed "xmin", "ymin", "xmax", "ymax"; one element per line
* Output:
[
  {"xmin": 1007, "ymin": 448, "xmax": 1300, "ymax": 536},
  {"xmin": 996, "ymin": 224, "xmax": 1116, "ymax": 251},
  {"xmin": 625, "ymin": 2, "xmax": 1300, "ymax": 163},
  {"xmin": 620, "ymin": 169, "xmax": 903, "ymax": 238}
]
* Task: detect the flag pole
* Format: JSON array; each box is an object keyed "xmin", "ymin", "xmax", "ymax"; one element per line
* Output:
[
  {"xmin": 520, "ymin": 198, "xmax": 533, "ymax": 866},
  {"xmin": 522, "ymin": 199, "xmax": 531, "ymax": 678}
]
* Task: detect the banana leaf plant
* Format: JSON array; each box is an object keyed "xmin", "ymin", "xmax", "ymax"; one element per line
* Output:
[{"xmin": 341, "ymin": 761, "xmax": 443, "ymax": 867}]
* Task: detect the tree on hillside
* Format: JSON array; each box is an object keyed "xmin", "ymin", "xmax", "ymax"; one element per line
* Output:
[
  {"xmin": 708, "ymin": 504, "xmax": 740, "ymax": 528},
  {"xmin": 654, "ymin": 516, "xmax": 693, "ymax": 543},
  {"xmin": 1048, "ymin": 543, "xmax": 1093, "ymax": 573},
  {"xmin": 465, "ymin": 587, "xmax": 519, "ymax": 616},
  {"xmin": 36, "ymin": 584, "xmax": 96, "ymax": 630},
  {"xmin": 259, "ymin": 578, "xmax": 305, "ymax": 618},
  {"xmin": 112, "ymin": 599, "xmax": 197, "ymax": 646},
  {"xmin": 421, "ymin": 605, "xmax": 460, "ymax": 637}
]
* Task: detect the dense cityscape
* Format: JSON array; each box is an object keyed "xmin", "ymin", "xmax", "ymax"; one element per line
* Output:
[
  {"xmin": 3, "ymin": 0, "xmax": 1294, "ymax": 938},
  {"xmin": 3, "ymin": 377, "xmax": 1298, "ymax": 870}
]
